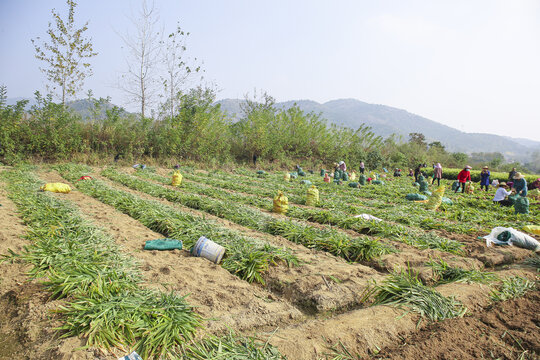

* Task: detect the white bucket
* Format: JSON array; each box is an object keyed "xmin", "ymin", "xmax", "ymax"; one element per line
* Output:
[{"xmin": 191, "ymin": 236, "xmax": 225, "ymax": 264}]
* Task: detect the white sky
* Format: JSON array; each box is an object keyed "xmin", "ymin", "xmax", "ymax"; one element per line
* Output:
[{"xmin": 1, "ymin": 0, "xmax": 539, "ymax": 141}]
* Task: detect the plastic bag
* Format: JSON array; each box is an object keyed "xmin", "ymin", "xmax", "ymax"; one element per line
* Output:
[
  {"xmin": 350, "ymin": 172, "xmax": 357, "ymax": 181},
  {"xmin": 273, "ymin": 191, "xmax": 289, "ymax": 215},
  {"xmin": 426, "ymin": 186, "xmax": 445, "ymax": 210},
  {"xmin": 144, "ymin": 239, "xmax": 183, "ymax": 251},
  {"xmin": 413, "ymin": 182, "xmax": 419, "ymax": 187},
  {"xmin": 323, "ymin": 174, "xmax": 331, "ymax": 183},
  {"xmin": 422, "ymin": 190, "xmax": 432, "ymax": 196},
  {"xmin": 514, "ymin": 196, "xmax": 529, "ymax": 215},
  {"xmin": 465, "ymin": 182, "xmax": 474, "ymax": 194},
  {"xmin": 172, "ymin": 170, "xmax": 183, "ymax": 186},
  {"xmin": 284, "ymin": 173, "xmax": 291, "ymax": 182},
  {"xmin": 354, "ymin": 214, "xmax": 382, "ymax": 222},
  {"xmin": 484, "ymin": 227, "xmax": 540, "ymax": 251},
  {"xmin": 40, "ymin": 183, "xmax": 71, "ymax": 194},
  {"xmin": 406, "ymin": 193, "xmax": 428, "ymax": 201},
  {"xmin": 306, "ymin": 185, "xmax": 319, "ymax": 206},
  {"xmin": 290, "ymin": 173, "xmax": 298, "ymax": 179},
  {"xmin": 523, "ymin": 225, "xmax": 540, "ymax": 236},
  {"xmin": 452, "ymin": 181, "xmax": 460, "ymax": 191}
]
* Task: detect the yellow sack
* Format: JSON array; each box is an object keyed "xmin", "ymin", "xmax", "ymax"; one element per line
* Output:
[
  {"xmin": 284, "ymin": 173, "xmax": 291, "ymax": 182},
  {"xmin": 172, "ymin": 171, "xmax": 183, "ymax": 186},
  {"xmin": 40, "ymin": 183, "xmax": 71, "ymax": 194},
  {"xmin": 523, "ymin": 225, "xmax": 540, "ymax": 236},
  {"xmin": 306, "ymin": 185, "xmax": 319, "ymax": 207},
  {"xmin": 273, "ymin": 191, "xmax": 289, "ymax": 215},
  {"xmin": 426, "ymin": 186, "xmax": 445, "ymax": 210},
  {"xmin": 349, "ymin": 172, "xmax": 357, "ymax": 181}
]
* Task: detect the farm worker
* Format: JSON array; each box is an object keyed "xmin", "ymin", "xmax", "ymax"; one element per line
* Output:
[
  {"xmin": 359, "ymin": 161, "xmax": 365, "ymax": 174},
  {"xmin": 492, "ymin": 182, "xmax": 514, "ymax": 207},
  {"xmin": 455, "ymin": 165, "xmax": 472, "ymax": 193},
  {"xmin": 480, "ymin": 166, "xmax": 491, "ymax": 192},
  {"xmin": 407, "ymin": 169, "xmax": 414, "ymax": 177},
  {"xmin": 338, "ymin": 161, "xmax": 347, "ymax": 171},
  {"xmin": 432, "ymin": 163, "xmax": 443, "ymax": 186},
  {"xmin": 508, "ymin": 167, "xmax": 517, "ymax": 182},
  {"xmin": 393, "ymin": 168, "xmax": 401, "ymax": 177},
  {"xmin": 512, "ymin": 172, "xmax": 528, "ymax": 197},
  {"xmin": 253, "ymin": 154, "xmax": 258, "ymax": 166}
]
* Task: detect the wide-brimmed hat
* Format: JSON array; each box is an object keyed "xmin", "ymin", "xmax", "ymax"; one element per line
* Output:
[
  {"xmin": 465, "ymin": 165, "xmax": 472, "ymax": 169},
  {"xmin": 482, "ymin": 166, "xmax": 488, "ymax": 169},
  {"xmin": 513, "ymin": 172, "xmax": 524, "ymax": 179},
  {"xmin": 499, "ymin": 182, "xmax": 507, "ymax": 187},
  {"xmin": 338, "ymin": 161, "xmax": 344, "ymax": 165}
]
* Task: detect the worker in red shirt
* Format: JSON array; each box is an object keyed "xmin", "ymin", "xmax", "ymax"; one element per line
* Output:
[{"xmin": 455, "ymin": 165, "xmax": 472, "ymax": 193}]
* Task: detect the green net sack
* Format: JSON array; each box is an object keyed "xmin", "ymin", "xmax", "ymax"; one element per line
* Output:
[
  {"xmin": 300, "ymin": 179, "xmax": 312, "ymax": 185},
  {"xmin": 320, "ymin": 169, "xmax": 326, "ymax": 176},
  {"xmin": 441, "ymin": 197, "xmax": 453, "ymax": 205},
  {"xmin": 348, "ymin": 182, "xmax": 359, "ymax": 188},
  {"xmin": 406, "ymin": 193, "xmax": 428, "ymax": 201},
  {"xmin": 342, "ymin": 172, "xmax": 349, "ymax": 181},
  {"xmin": 372, "ymin": 180, "xmax": 384, "ymax": 185},
  {"xmin": 144, "ymin": 239, "xmax": 183, "ymax": 251},
  {"xmin": 413, "ymin": 182, "xmax": 419, "ymax": 187},
  {"xmin": 334, "ymin": 169, "xmax": 342, "ymax": 181},
  {"xmin": 256, "ymin": 170, "xmax": 266, "ymax": 175},
  {"xmin": 422, "ymin": 190, "xmax": 432, "ymax": 196},
  {"xmin": 514, "ymin": 196, "xmax": 529, "ymax": 215},
  {"xmin": 419, "ymin": 180, "xmax": 429, "ymax": 193},
  {"xmin": 298, "ymin": 170, "xmax": 306, "ymax": 176},
  {"xmin": 452, "ymin": 181, "xmax": 460, "ymax": 191},
  {"xmin": 359, "ymin": 175, "xmax": 367, "ymax": 185}
]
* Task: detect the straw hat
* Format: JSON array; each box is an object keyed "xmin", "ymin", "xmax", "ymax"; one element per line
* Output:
[
  {"xmin": 465, "ymin": 165, "xmax": 472, "ymax": 169},
  {"xmin": 513, "ymin": 172, "xmax": 524, "ymax": 179},
  {"xmin": 499, "ymin": 182, "xmax": 507, "ymax": 187},
  {"xmin": 482, "ymin": 166, "xmax": 488, "ymax": 169}
]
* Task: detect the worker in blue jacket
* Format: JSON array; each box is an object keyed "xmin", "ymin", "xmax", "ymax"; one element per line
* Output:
[{"xmin": 480, "ymin": 166, "xmax": 491, "ymax": 191}]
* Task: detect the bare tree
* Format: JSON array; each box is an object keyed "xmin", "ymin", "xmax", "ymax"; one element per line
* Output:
[
  {"xmin": 31, "ymin": 0, "xmax": 97, "ymax": 106},
  {"xmin": 118, "ymin": 0, "xmax": 161, "ymax": 120},
  {"xmin": 161, "ymin": 23, "xmax": 203, "ymax": 120}
]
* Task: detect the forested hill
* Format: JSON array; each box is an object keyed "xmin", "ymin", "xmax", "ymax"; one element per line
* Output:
[{"xmin": 217, "ymin": 98, "xmax": 540, "ymax": 163}]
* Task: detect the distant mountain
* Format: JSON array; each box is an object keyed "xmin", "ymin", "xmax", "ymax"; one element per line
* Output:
[{"xmin": 217, "ymin": 98, "xmax": 540, "ymax": 164}]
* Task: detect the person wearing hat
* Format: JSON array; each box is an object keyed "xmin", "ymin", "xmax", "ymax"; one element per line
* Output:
[
  {"xmin": 480, "ymin": 166, "xmax": 491, "ymax": 192},
  {"xmin": 492, "ymin": 182, "xmax": 514, "ymax": 206},
  {"xmin": 338, "ymin": 161, "xmax": 347, "ymax": 171},
  {"xmin": 455, "ymin": 166, "xmax": 472, "ymax": 193},
  {"xmin": 512, "ymin": 172, "xmax": 528, "ymax": 197}
]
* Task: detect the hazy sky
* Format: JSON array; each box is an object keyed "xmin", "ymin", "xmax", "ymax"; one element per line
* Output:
[{"xmin": 1, "ymin": 0, "xmax": 539, "ymax": 141}]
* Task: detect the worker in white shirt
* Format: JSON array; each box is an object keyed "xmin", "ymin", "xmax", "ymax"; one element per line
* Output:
[{"xmin": 492, "ymin": 182, "xmax": 514, "ymax": 206}]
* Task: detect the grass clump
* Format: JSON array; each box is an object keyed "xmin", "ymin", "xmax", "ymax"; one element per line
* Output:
[
  {"xmin": 491, "ymin": 277, "xmax": 536, "ymax": 302},
  {"xmin": 372, "ymin": 267, "xmax": 467, "ymax": 322},
  {"xmin": 176, "ymin": 329, "xmax": 285, "ymax": 359},
  {"xmin": 427, "ymin": 258, "xmax": 497, "ymax": 285},
  {"xmin": 523, "ymin": 255, "xmax": 540, "ymax": 271}
]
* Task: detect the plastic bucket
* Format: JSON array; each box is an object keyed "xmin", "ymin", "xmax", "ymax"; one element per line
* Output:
[{"xmin": 191, "ymin": 236, "xmax": 225, "ymax": 264}]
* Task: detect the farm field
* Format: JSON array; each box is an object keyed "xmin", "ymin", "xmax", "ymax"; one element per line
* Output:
[{"xmin": 0, "ymin": 164, "xmax": 539, "ymax": 359}]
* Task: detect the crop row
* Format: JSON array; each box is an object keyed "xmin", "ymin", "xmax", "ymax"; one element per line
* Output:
[
  {"xmin": 133, "ymin": 170, "xmax": 464, "ymax": 254},
  {"xmin": 0, "ymin": 167, "xmax": 200, "ymax": 358},
  {"xmin": 55, "ymin": 164, "xmax": 298, "ymax": 285},
  {"xmin": 193, "ymin": 167, "xmax": 538, "ymax": 233},
  {"xmin": 101, "ymin": 167, "xmax": 396, "ymax": 262}
]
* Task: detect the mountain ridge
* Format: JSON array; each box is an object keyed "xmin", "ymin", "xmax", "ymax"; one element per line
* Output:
[{"xmin": 216, "ymin": 98, "xmax": 540, "ymax": 164}]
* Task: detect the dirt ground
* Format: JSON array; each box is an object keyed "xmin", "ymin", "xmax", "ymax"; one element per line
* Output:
[{"xmin": 374, "ymin": 290, "xmax": 540, "ymax": 360}]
